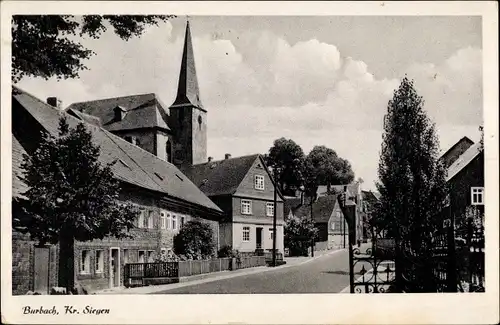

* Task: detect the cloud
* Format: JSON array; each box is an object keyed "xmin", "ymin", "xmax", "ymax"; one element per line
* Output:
[{"xmin": 14, "ymin": 24, "xmax": 482, "ymax": 190}]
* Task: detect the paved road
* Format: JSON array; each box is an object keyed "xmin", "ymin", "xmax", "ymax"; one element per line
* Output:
[{"xmin": 156, "ymin": 250, "xmax": 355, "ymax": 294}]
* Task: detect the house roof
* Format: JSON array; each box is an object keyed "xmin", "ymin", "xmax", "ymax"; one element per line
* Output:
[
  {"xmin": 446, "ymin": 141, "xmax": 483, "ymax": 182},
  {"xmin": 284, "ymin": 197, "xmax": 303, "ymax": 216},
  {"xmin": 12, "ymin": 86, "xmax": 221, "ymax": 214},
  {"xmin": 362, "ymin": 190, "xmax": 380, "ymax": 204},
  {"xmin": 440, "ymin": 136, "xmax": 474, "ymax": 166},
  {"xmin": 12, "ymin": 135, "xmax": 29, "ymax": 199},
  {"xmin": 292, "ymin": 194, "xmax": 355, "ymax": 223},
  {"xmin": 331, "ymin": 183, "xmax": 360, "ymax": 200},
  {"xmin": 170, "ymin": 21, "xmax": 204, "ymax": 110},
  {"xmin": 182, "ymin": 154, "xmax": 261, "ymax": 197},
  {"xmin": 66, "ymin": 93, "xmax": 171, "ymax": 132}
]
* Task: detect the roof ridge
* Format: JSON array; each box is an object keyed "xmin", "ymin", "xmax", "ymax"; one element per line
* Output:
[
  {"xmin": 67, "ymin": 92, "xmax": 156, "ymax": 108},
  {"xmin": 12, "ymin": 86, "xmax": 60, "ymax": 112},
  {"xmin": 194, "ymin": 153, "xmax": 260, "ymax": 166}
]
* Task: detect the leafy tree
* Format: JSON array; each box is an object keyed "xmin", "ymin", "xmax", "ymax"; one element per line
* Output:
[
  {"xmin": 375, "ymin": 76, "xmax": 447, "ymax": 292},
  {"xmin": 266, "ymin": 138, "xmax": 305, "ymax": 196},
  {"xmin": 284, "ymin": 215, "xmax": 318, "ymax": 256},
  {"xmin": 304, "ymin": 145, "xmax": 355, "ymax": 196},
  {"xmin": 12, "ymin": 15, "xmax": 174, "ymax": 82},
  {"xmin": 173, "ymin": 219, "xmax": 215, "ymax": 260},
  {"xmin": 13, "ymin": 117, "xmax": 138, "ymax": 291}
]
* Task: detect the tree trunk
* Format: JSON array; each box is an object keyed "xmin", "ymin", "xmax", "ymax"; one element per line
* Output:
[{"xmin": 58, "ymin": 231, "xmax": 75, "ymax": 293}]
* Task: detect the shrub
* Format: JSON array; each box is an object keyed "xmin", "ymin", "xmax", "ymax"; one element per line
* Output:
[{"xmin": 173, "ymin": 219, "xmax": 215, "ymax": 260}]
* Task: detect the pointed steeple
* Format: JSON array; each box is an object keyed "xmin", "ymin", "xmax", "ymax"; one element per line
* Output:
[{"xmin": 171, "ymin": 20, "xmax": 203, "ymax": 110}]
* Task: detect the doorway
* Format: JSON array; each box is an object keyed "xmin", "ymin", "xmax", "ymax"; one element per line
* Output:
[
  {"xmin": 34, "ymin": 247, "xmax": 50, "ymax": 294},
  {"xmin": 256, "ymin": 227, "xmax": 263, "ymax": 250},
  {"xmin": 109, "ymin": 248, "xmax": 120, "ymax": 288}
]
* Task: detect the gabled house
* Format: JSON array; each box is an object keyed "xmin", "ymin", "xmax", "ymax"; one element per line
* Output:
[
  {"xmin": 443, "ymin": 139, "xmax": 484, "ymax": 232},
  {"xmin": 12, "ymin": 86, "xmax": 223, "ymax": 294},
  {"xmin": 291, "ymin": 195, "xmax": 354, "ymax": 250},
  {"xmin": 331, "ymin": 183, "xmax": 364, "ymax": 244},
  {"xmin": 181, "ymin": 154, "xmax": 285, "ymax": 255}
]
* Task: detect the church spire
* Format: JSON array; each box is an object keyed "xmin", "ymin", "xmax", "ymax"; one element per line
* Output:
[{"xmin": 171, "ymin": 20, "xmax": 203, "ymax": 109}]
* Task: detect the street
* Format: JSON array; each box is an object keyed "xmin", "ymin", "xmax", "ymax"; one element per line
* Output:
[{"xmin": 155, "ymin": 250, "xmax": 354, "ymax": 294}]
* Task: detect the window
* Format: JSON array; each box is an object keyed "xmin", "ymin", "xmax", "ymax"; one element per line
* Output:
[
  {"xmin": 471, "ymin": 187, "xmax": 484, "ymax": 205},
  {"xmin": 160, "ymin": 211, "xmax": 167, "ymax": 229},
  {"xmin": 166, "ymin": 140, "xmax": 172, "ymax": 163},
  {"xmin": 172, "ymin": 215, "xmax": 177, "ymax": 230},
  {"xmin": 241, "ymin": 200, "xmax": 252, "ymax": 215},
  {"xmin": 180, "ymin": 216, "xmax": 185, "ymax": 229},
  {"xmin": 123, "ymin": 249, "xmax": 129, "ymax": 264},
  {"xmin": 138, "ymin": 250, "xmax": 146, "ymax": 263},
  {"xmin": 137, "ymin": 210, "xmax": 145, "ymax": 228},
  {"xmin": 147, "ymin": 211, "xmax": 154, "ymax": 229},
  {"xmin": 80, "ymin": 250, "xmax": 90, "ymax": 274},
  {"xmin": 95, "ymin": 250, "xmax": 104, "ymax": 273},
  {"xmin": 242, "ymin": 227, "xmax": 250, "ymax": 242},
  {"xmin": 167, "ymin": 213, "xmax": 172, "ymax": 229},
  {"xmin": 147, "ymin": 251, "xmax": 155, "ymax": 263},
  {"xmin": 266, "ymin": 202, "xmax": 275, "ymax": 217},
  {"xmin": 254, "ymin": 175, "xmax": 265, "ymax": 190},
  {"xmin": 124, "ymin": 136, "xmax": 138, "ymax": 145},
  {"xmin": 269, "ymin": 228, "xmax": 274, "ymax": 240}
]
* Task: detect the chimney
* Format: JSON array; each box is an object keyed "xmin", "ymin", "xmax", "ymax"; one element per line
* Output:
[
  {"xmin": 47, "ymin": 97, "xmax": 61, "ymax": 109},
  {"xmin": 208, "ymin": 157, "xmax": 213, "ymax": 162},
  {"xmin": 224, "ymin": 153, "xmax": 231, "ymax": 160}
]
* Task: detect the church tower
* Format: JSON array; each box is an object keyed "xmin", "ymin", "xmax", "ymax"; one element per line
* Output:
[{"xmin": 170, "ymin": 21, "xmax": 207, "ymax": 168}]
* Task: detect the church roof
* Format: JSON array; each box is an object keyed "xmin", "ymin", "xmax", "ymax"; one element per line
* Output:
[
  {"xmin": 66, "ymin": 93, "xmax": 171, "ymax": 132},
  {"xmin": 182, "ymin": 154, "xmax": 260, "ymax": 197},
  {"xmin": 12, "ymin": 86, "xmax": 221, "ymax": 214},
  {"xmin": 170, "ymin": 21, "xmax": 204, "ymax": 110}
]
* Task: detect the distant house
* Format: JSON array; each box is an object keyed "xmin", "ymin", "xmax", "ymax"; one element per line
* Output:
[
  {"xmin": 181, "ymin": 154, "xmax": 285, "ymax": 255},
  {"xmin": 12, "ymin": 87, "xmax": 223, "ymax": 294},
  {"xmin": 292, "ymin": 195, "xmax": 354, "ymax": 250},
  {"xmin": 443, "ymin": 139, "xmax": 484, "ymax": 232},
  {"xmin": 330, "ymin": 183, "xmax": 364, "ymax": 244}
]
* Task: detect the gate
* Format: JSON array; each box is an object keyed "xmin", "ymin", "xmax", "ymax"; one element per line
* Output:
[{"xmin": 349, "ymin": 234, "xmax": 396, "ymax": 293}]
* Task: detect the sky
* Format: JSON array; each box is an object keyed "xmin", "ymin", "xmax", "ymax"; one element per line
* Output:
[{"xmin": 16, "ymin": 16, "xmax": 483, "ymax": 190}]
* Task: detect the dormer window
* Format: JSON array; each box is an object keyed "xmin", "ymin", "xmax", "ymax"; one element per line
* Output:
[
  {"xmin": 114, "ymin": 105, "xmax": 126, "ymax": 121},
  {"xmin": 124, "ymin": 136, "xmax": 138, "ymax": 145}
]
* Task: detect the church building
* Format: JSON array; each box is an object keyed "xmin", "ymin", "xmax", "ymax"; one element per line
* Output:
[{"xmin": 66, "ymin": 21, "xmax": 285, "ymax": 257}]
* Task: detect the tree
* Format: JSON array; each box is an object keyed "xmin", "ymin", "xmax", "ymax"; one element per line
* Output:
[
  {"xmin": 13, "ymin": 117, "xmax": 138, "ymax": 291},
  {"xmin": 266, "ymin": 138, "xmax": 305, "ymax": 196},
  {"xmin": 12, "ymin": 15, "xmax": 174, "ymax": 82},
  {"xmin": 375, "ymin": 76, "xmax": 447, "ymax": 291},
  {"xmin": 304, "ymin": 145, "xmax": 355, "ymax": 196},
  {"xmin": 173, "ymin": 219, "xmax": 215, "ymax": 260},
  {"xmin": 284, "ymin": 215, "xmax": 318, "ymax": 256}
]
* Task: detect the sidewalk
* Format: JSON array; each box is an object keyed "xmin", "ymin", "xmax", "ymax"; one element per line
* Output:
[{"xmin": 93, "ymin": 248, "xmax": 345, "ymax": 295}]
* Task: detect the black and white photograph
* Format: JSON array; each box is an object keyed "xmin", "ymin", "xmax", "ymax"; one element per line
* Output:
[{"xmin": 1, "ymin": 1, "xmax": 498, "ymax": 324}]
